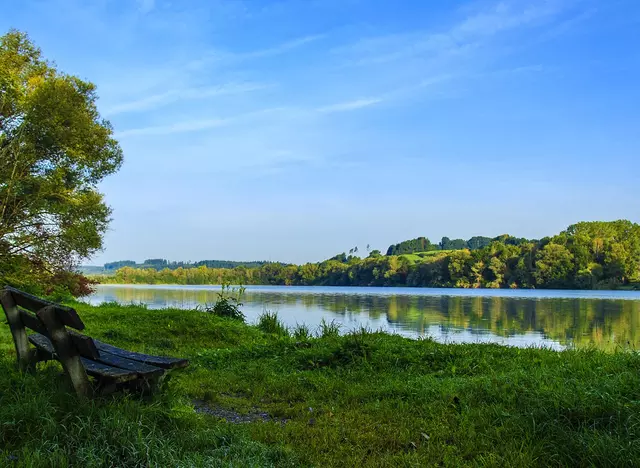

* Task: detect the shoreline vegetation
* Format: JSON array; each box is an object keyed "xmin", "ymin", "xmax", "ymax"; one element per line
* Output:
[
  {"xmin": 92, "ymin": 220, "xmax": 640, "ymax": 291},
  {"xmin": 2, "ymin": 301, "xmax": 640, "ymax": 466}
]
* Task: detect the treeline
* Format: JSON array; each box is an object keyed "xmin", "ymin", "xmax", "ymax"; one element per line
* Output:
[
  {"xmin": 386, "ymin": 235, "xmax": 533, "ymax": 255},
  {"xmin": 95, "ymin": 221, "xmax": 640, "ymax": 290},
  {"xmin": 104, "ymin": 258, "xmax": 273, "ymax": 272}
]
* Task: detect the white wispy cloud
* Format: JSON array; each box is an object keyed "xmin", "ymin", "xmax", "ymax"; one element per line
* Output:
[
  {"xmin": 186, "ymin": 34, "xmax": 326, "ymax": 71},
  {"xmin": 113, "ymin": 107, "xmax": 288, "ymax": 138},
  {"xmin": 114, "ymin": 118, "xmax": 230, "ymax": 138},
  {"xmin": 452, "ymin": 1, "xmax": 569, "ymax": 38},
  {"xmin": 314, "ymin": 0, "xmax": 588, "ymax": 111},
  {"xmin": 334, "ymin": 0, "xmax": 579, "ymax": 66},
  {"xmin": 317, "ymin": 98, "xmax": 382, "ymax": 113},
  {"xmin": 104, "ymin": 82, "xmax": 269, "ymax": 115},
  {"xmin": 243, "ymin": 34, "xmax": 326, "ymax": 59}
]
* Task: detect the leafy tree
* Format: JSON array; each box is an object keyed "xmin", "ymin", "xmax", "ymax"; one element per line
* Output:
[
  {"xmin": 327, "ymin": 253, "xmax": 348, "ymax": 263},
  {"xmin": 534, "ymin": 243, "xmax": 575, "ymax": 288},
  {"xmin": 440, "ymin": 237, "xmax": 467, "ymax": 250},
  {"xmin": 0, "ymin": 30, "xmax": 123, "ymax": 294},
  {"xmin": 467, "ymin": 236, "xmax": 493, "ymax": 250},
  {"xmin": 104, "ymin": 260, "xmax": 136, "ymax": 271},
  {"xmin": 386, "ymin": 237, "xmax": 438, "ymax": 255},
  {"xmin": 447, "ymin": 249, "xmax": 472, "ymax": 287}
]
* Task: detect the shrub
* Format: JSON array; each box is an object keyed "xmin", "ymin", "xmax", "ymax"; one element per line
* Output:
[{"xmin": 203, "ymin": 284, "xmax": 245, "ymax": 321}]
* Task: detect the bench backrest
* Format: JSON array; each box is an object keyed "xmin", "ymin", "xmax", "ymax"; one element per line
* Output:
[{"xmin": 3, "ymin": 286, "xmax": 85, "ymax": 330}]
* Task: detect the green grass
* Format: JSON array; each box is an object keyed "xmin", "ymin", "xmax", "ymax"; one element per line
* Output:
[
  {"xmin": 257, "ymin": 311, "xmax": 289, "ymax": 336},
  {"xmin": 2, "ymin": 302, "xmax": 640, "ymax": 466},
  {"xmin": 399, "ymin": 250, "xmax": 453, "ymax": 264},
  {"xmin": 414, "ymin": 249, "xmax": 455, "ymax": 257}
]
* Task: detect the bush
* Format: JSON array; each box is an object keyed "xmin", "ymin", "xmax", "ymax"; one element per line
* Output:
[{"xmin": 202, "ymin": 284, "xmax": 245, "ymax": 321}]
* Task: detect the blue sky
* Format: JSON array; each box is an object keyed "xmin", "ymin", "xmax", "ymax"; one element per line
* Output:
[{"xmin": 3, "ymin": 0, "xmax": 640, "ymax": 264}]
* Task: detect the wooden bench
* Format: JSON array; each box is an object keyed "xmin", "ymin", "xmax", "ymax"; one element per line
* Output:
[{"xmin": 1, "ymin": 286, "xmax": 188, "ymax": 397}]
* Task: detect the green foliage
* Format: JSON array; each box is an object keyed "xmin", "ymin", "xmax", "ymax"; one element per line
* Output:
[
  {"xmin": 440, "ymin": 237, "xmax": 467, "ymax": 250},
  {"xmin": 2, "ymin": 302, "xmax": 640, "ymax": 466},
  {"xmin": 386, "ymin": 236, "xmax": 439, "ymax": 255},
  {"xmin": 319, "ymin": 318, "xmax": 341, "ymax": 338},
  {"xmin": 367, "ymin": 249, "xmax": 382, "ymax": 258},
  {"xmin": 387, "ymin": 234, "xmax": 529, "ymax": 256},
  {"xmin": 257, "ymin": 311, "xmax": 289, "ymax": 336},
  {"xmin": 202, "ymin": 283, "xmax": 246, "ymax": 321},
  {"xmin": 104, "ymin": 259, "xmax": 272, "ymax": 272},
  {"xmin": 103, "ymin": 260, "xmax": 136, "ymax": 271},
  {"xmin": 0, "ymin": 30, "xmax": 122, "ymax": 295},
  {"xmin": 292, "ymin": 323, "xmax": 312, "ymax": 341}
]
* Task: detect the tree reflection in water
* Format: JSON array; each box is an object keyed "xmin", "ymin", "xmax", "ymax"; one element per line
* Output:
[{"xmin": 86, "ymin": 286, "xmax": 640, "ymax": 351}]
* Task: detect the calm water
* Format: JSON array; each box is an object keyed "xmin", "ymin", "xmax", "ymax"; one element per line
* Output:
[{"xmin": 86, "ymin": 285, "xmax": 640, "ymax": 350}]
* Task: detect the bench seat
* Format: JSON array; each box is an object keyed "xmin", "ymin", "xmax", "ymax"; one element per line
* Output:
[{"xmin": 28, "ymin": 333, "xmax": 188, "ymax": 383}]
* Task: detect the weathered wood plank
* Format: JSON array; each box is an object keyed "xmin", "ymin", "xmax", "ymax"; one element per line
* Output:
[
  {"xmin": 37, "ymin": 306, "xmax": 91, "ymax": 398},
  {"xmin": 28, "ymin": 333, "xmax": 56, "ymax": 359},
  {"xmin": 1, "ymin": 290, "xmax": 35, "ymax": 371},
  {"xmin": 96, "ymin": 351, "xmax": 165, "ymax": 378},
  {"xmin": 5, "ymin": 286, "xmax": 85, "ymax": 330},
  {"xmin": 68, "ymin": 330, "xmax": 100, "ymax": 360},
  {"xmin": 93, "ymin": 340, "xmax": 189, "ymax": 369},
  {"xmin": 18, "ymin": 308, "xmax": 48, "ymax": 335},
  {"xmin": 29, "ymin": 333, "xmax": 138, "ymax": 383},
  {"xmin": 80, "ymin": 358, "xmax": 139, "ymax": 382}
]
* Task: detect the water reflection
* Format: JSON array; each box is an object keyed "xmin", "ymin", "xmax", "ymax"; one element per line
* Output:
[{"xmin": 85, "ymin": 285, "xmax": 640, "ymax": 351}]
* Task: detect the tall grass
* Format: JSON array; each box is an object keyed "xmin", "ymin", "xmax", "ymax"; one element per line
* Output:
[
  {"xmin": 318, "ymin": 318, "xmax": 340, "ymax": 338},
  {"xmin": 257, "ymin": 311, "xmax": 289, "ymax": 336},
  {"xmin": 292, "ymin": 323, "xmax": 312, "ymax": 341}
]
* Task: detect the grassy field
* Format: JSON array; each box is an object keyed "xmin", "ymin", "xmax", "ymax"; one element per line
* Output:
[{"xmin": 1, "ymin": 302, "xmax": 640, "ymax": 467}]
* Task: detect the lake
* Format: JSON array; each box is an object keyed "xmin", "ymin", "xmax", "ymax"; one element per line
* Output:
[{"xmin": 85, "ymin": 285, "xmax": 640, "ymax": 350}]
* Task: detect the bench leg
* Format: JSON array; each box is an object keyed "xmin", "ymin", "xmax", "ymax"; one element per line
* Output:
[
  {"xmin": 1, "ymin": 291, "xmax": 36, "ymax": 372},
  {"xmin": 37, "ymin": 306, "xmax": 92, "ymax": 399}
]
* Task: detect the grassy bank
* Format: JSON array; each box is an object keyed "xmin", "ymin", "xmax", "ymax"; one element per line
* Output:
[{"xmin": 1, "ymin": 303, "xmax": 640, "ymax": 466}]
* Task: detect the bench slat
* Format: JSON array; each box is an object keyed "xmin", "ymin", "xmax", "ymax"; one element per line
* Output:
[
  {"xmin": 68, "ymin": 330, "xmax": 101, "ymax": 360},
  {"xmin": 20, "ymin": 309, "xmax": 100, "ymax": 359},
  {"xmin": 6, "ymin": 286, "xmax": 85, "ymax": 330},
  {"xmin": 96, "ymin": 351, "xmax": 165, "ymax": 378},
  {"xmin": 29, "ymin": 333, "xmax": 138, "ymax": 382},
  {"xmin": 28, "ymin": 333, "xmax": 56, "ymax": 359},
  {"xmin": 19, "ymin": 308, "xmax": 48, "ymax": 335},
  {"xmin": 93, "ymin": 340, "xmax": 189, "ymax": 369},
  {"xmin": 80, "ymin": 358, "xmax": 139, "ymax": 382}
]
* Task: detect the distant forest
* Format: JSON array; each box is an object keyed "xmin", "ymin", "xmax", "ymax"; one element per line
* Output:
[
  {"xmin": 97, "ymin": 235, "xmax": 534, "ymax": 272},
  {"xmin": 101, "ymin": 259, "xmax": 274, "ymax": 272},
  {"xmin": 94, "ymin": 220, "xmax": 640, "ymax": 290},
  {"xmin": 386, "ymin": 235, "xmax": 534, "ymax": 255}
]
